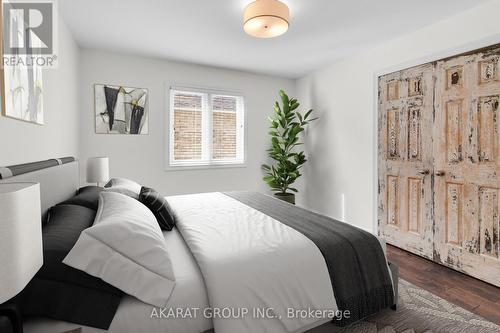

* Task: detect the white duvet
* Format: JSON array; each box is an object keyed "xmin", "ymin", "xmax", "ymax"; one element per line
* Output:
[
  {"xmin": 170, "ymin": 192, "xmax": 337, "ymax": 333},
  {"xmin": 25, "ymin": 192, "xmax": 338, "ymax": 333}
]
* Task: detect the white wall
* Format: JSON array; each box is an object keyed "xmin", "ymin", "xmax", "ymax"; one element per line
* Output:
[
  {"xmin": 296, "ymin": 0, "xmax": 500, "ymax": 232},
  {"xmin": 79, "ymin": 50, "xmax": 295, "ymax": 195},
  {"xmin": 0, "ymin": 18, "xmax": 80, "ymax": 166}
]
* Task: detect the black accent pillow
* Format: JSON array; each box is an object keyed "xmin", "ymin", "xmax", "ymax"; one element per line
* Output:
[
  {"xmin": 139, "ymin": 186, "xmax": 176, "ymax": 231},
  {"xmin": 57, "ymin": 186, "xmax": 103, "ymax": 211},
  {"xmin": 78, "ymin": 185, "xmax": 101, "ymax": 195},
  {"xmin": 16, "ymin": 204, "xmax": 122, "ymax": 329}
]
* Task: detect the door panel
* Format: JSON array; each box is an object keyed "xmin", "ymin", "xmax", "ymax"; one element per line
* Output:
[
  {"xmin": 378, "ymin": 45, "xmax": 500, "ymax": 287},
  {"xmin": 407, "ymin": 177, "xmax": 422, "ymax": 233},
  {"xmin": 434, "ymin": 49, "xmax": 500, "ymax": 286},
  {"xmin": 378, "ymin": 64, "xmax": 434, "ymax": 259},
  {"xmin": 479, "ymin": 187, "xmax": 499, "ymax": 258},
  {"xmin": 433, "ymin": 50, "xmax": 500, "ymax": 286}
]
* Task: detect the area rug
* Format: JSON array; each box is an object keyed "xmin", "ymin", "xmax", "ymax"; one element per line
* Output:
[{"xmin": 327, "ymin": 279, "xmax": 500, "ymax": 333}]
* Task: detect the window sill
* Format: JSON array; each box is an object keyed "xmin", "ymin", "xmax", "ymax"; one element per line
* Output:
[{"xmin": 165, "ymin": 162, "xmax": 247, "ymax": 172}]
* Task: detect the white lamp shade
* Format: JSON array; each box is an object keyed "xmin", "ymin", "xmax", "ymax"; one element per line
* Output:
[
  {"xmin": 87, "ymin": 157, "xmax": 109, "ymax": 184},
  {"xmin": 0, "ymin": 182, "xmax": 43, "ymax": 303},
  {"xmin": 244, "ymin": 0, "xmax": 289, "ymax": 38}
]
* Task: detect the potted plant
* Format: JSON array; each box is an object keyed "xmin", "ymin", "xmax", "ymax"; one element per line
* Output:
[{"xmin": 262, "ymin": 90, "xmax": 317, "ymax": 204}]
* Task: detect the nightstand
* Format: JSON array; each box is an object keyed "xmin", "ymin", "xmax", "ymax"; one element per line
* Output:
[
  {"xmin": 0, "ymin": 316, "xmax": 14, "ymax": 333},
  {"xmin": 0, "ymin": 302, "xmax": 22, "ymax": 333}
]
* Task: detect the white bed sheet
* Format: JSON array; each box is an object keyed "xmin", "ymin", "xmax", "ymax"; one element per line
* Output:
[
  {"xmin": 23, "ymin": 228, "xmax": 212, "ymax": 333},
  {"xmin": 170, "ymin": 192, "xmax": 337, "ymax": 333},
  {"xmin": 23, "ymin": 196, "xmax": 389, "ymax": 333}
]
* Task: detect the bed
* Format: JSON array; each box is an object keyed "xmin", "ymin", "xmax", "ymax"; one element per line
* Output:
[{"xmin": 0, "ymin": 158, "xmax": 398, "ymax": 333}]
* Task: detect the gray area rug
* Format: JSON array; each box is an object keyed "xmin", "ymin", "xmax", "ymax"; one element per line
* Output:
[
  {"xmin": 324, "ymin": 279, "xmax": 500, "ymax": 333},
  {"xmin": 204, "ymin": 279, "xmax": 499, "ymax": 333}
]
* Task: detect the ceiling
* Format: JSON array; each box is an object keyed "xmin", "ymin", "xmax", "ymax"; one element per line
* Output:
[{"xmin": 60, "ymin": 0, "xmax": 488, "ymax": 79}]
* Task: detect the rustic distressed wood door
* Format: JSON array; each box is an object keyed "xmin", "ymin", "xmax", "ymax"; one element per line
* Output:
[
  {"xmin": 433, "ymin": 49, "xmax": 500, "ymax": 286},
  {"xmin": 378, "ymin": 64, "xmax": 435, "ymax": 259}
]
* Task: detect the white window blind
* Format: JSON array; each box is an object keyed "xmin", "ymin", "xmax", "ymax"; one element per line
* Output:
[{"xmin": 169, "ymin": 88, "xmax": 245, "ymax": 168}]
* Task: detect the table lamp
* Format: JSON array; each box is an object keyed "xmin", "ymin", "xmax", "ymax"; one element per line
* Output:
[{"xmin": 87, "ymin": 157, "xmax": 109, "ymax": 186}]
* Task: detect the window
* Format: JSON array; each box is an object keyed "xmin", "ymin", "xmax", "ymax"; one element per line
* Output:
[{"xmin": 168, "ymin": 87, "xmax": 245, "ymax": 168}]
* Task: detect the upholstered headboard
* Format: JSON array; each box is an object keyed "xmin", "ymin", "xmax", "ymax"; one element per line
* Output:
[{"xmin": 0, "ymin": 157, "xmax": 80, "ymax": 219}]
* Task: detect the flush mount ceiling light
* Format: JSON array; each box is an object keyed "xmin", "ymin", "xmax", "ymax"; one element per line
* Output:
[{"xmin": 243, "ymin": 0, "xmax": 289, "ymax": 38}]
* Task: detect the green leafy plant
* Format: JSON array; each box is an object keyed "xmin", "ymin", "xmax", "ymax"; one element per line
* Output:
[{"xmin": 262, "ymin": 90, "xmax": 317, "ymax": 195}]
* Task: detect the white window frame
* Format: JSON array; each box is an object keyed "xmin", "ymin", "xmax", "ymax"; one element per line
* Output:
[{"xmin": 166, "ymin": 86, "xmax": 246, "ymax": 170}]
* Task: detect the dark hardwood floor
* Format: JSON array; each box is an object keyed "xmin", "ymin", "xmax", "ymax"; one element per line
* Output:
[{"xmin": 386, "ymin": 244, "xmax": 500, "ymax": 325}]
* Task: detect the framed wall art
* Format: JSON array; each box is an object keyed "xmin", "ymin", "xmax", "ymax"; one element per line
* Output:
[{"xmin": 94, "ymin": 84, "xmax": 149, "ymax": 134}]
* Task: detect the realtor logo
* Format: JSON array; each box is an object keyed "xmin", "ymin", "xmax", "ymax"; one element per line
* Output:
[{"xmin": 2, "ymin": 0, "xmax": 57, "ymax": 67}]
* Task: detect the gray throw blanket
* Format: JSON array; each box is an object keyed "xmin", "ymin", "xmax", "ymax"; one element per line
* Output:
[{"xmin": 224, "ymin": 191, "xmax": 394, "ymax": 326}]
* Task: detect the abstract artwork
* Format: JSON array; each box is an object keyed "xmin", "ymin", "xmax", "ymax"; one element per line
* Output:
[
  {"xmin": 94, "ymin": 84, "xmax": 148, "ymax": 134},
  {"xmin": 2, "ymin": 62, "xmax": 43, "ymax": 124},
  {"xmin": 2, "ymin": 14, "xmax": 44, "ymax": 125}
]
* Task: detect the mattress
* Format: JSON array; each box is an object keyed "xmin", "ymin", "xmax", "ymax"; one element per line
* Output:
[{"xmin": 24, "ymin": 227, "xmax": 388, "ymax": 333}]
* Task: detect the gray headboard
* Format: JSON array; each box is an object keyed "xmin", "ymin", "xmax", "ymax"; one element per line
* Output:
[{"xmin": 0, "ymin": 157, "xmax": 80, "ymax": 219}]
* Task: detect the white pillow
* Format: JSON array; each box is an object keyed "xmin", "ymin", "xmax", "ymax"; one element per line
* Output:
[
  {"xmin": 63, "ymin": 191, "xmax": 175, "ymax": 307},
  {"xmin": 104, "ymin": 177, "xmax": 141, "ymax": 199}
]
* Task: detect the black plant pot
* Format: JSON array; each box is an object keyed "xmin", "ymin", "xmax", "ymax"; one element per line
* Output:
[{"xmin": 274, "ymin": 193, "xmax": 295, "ymax": 204}]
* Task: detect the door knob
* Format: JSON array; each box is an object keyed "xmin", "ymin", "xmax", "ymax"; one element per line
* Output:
[
  {"xmin": 417, "ymin": 169, "xmax": 430, "ymax": 175},
  {"xmin": 435, "ymin": 170, "xmax": 445, "ymax": 176}
]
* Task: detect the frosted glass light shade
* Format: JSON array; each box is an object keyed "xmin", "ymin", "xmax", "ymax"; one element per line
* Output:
[
  {"xmin": 244, "ymin": 0, "xmax": 289, "ymax": 38},
  {"xmin": 0, "ymin": 182, "xmax": 42, "ymax": 303},
  {"xmin": 87, "ymin": 157, "xmax": 109, "ymax": 184}
]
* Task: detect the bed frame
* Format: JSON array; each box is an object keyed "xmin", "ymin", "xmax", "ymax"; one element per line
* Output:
[
  {"xmin": 0, "ymin": 157, "xmax": 398, "ymax": 333},
  {"xmin": 0, "ymin": 157, "xmax": 80, "ymax": 221}
]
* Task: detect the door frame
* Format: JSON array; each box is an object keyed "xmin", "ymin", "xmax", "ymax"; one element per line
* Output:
[{"xmin": 372, "ymin": 34, "xmax": 500, "ymax": 235}]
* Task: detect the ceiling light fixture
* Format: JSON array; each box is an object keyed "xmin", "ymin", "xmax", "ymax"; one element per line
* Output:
[{"xmin": 243, "ymin": 0, "xmax": 289, "ymax": 38}]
